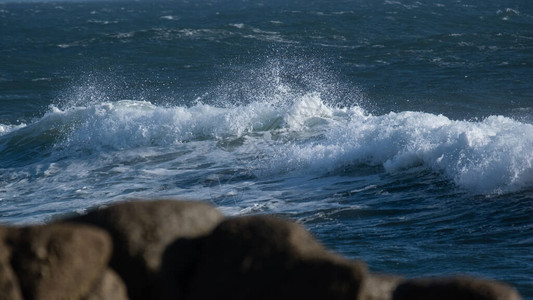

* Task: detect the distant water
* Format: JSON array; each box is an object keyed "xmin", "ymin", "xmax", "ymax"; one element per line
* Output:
[{"xmin": 1, "ymin": 0, "xmax": 532, "ymax": 297}]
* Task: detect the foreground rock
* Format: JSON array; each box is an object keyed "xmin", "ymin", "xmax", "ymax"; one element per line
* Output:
[
  {"xmin": 67, "ymin": 200, "xmax": 224, "ymax": 300},
  {"xmin": 363, "ymin": 274, "xmax": 404, "ymax": 300},
  {"xmin": 83, "ymin": 269, "xmax": 128, "ymax": 300},
  {"xmin": 393, "ymin": 276, "xmax": 523, "ymax": 300},
  {"xmin": 0, "ymin": 199, "xmax": 524, "ymax": 300},
  {"xmin": 184, "ymin": 216, "xmax": 367, "ymax": 299},
  {"xmin": 2, "ymin": 223, "xmax": 112, "ymax": 300},
  {"xmin": 0, "ymin": 227, "xmax": 23, "ymax": 300}
]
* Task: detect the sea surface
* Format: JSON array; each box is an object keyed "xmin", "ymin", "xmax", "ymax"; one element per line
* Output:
[{"xmin": 1, "ymin": 0, "xmax": 532, "ymax": 296}]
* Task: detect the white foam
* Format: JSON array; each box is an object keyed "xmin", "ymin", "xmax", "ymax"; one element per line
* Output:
[
  {"xmin": 45, "ymin": 100, "xmax": 279, "ymax": 152},
  {"xmin": 271, "ymin": 109, "xmax": 533, "ymax": 194},
  {"xmin": 13, "ymin": 89, "xmax": 533, "ymax": 195},
  {"xmin": 0, "ymin": 123, "xmax": 26, "ymax": 136},
  {"xmin": 160, "ymin": 15, "xmax": 179, "ymax": 20},
  {"xmin": 229, "ymin": 23, "xmax": 245, "ymax": 29}
]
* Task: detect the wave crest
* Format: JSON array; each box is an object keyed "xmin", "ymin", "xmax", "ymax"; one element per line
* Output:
[
  {"xmin": 2, "ymin": 95, "xmax": 532, "ymax": 194},
  {"xmin": 273, "ymin": 110, "xmax": 533, "ymax": 194}
]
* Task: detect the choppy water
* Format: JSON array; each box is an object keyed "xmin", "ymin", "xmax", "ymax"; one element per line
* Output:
[{"xmin": 1, "ymin": 0, "xmax": 532, "ymax": 297}]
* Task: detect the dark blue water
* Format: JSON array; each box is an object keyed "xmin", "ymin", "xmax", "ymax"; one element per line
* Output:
[{"xmin": 1, "ymin": 0, "xmax": 532, "ymax": 297}]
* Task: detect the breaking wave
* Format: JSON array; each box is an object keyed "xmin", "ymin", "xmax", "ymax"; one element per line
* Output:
[{"xmin": 1, "ymin": 92, "xmax": 532, "ymax": 194}]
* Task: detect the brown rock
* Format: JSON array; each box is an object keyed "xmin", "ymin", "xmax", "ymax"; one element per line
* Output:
[
  {"xmin": 67, "ymin": 199, "xmax": 224, "ymax": 300},
  {"xmin": 392, "ymin": 276, "xmax": 523, "ymax": 300},
  {"xmin": 7, "ymin": 223, "xmax": 112, "ymax": 300},
  {"xmin": 186, "ymin": 215, "xmax": 367, "ymax": 300},
  {"xmin": 0, "ymin": 227, "xmax": 23, "ymax": 300},
  {"xmin": 158, "ymin": 236, "xmax": 207, "ymax": 300},
  {"xmin": 83, "ymin": 269, "xmax": 129, "ymax": 300},
  {"xmin": 363, "ymin": 273, "xmax": 404, "ymax": 300}
]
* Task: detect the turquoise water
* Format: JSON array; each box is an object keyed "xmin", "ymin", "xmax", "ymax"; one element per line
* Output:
[{"xmin": 1, "ymin": 0, "xmax": 532, "ymax": 297}]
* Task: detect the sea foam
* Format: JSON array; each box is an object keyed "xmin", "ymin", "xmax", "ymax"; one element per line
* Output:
[
  {"xmin": 2, "ymin": 92, "xmax": 532, "ymax": 194},
  {"xmin": 273, "ymin": 106, "xmax": 533, "ymax": 194}
]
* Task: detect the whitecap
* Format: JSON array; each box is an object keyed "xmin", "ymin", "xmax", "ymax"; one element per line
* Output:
[
  {"xmin": 160, "ymin": 15, "xmax": 179, "ymax": 20},
  {"xmin": 0, "ymin": 123, "xmax": 26, "ymax": 136},
  {"xmin": 229, "ymin": 23, "xmax": 245, "ymax": 29},
  {"xmin": 268, "ymin": 110, "xmax": 533, "ymax": 194}
]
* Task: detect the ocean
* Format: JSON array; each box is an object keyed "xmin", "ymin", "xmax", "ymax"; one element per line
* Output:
[{"xmin": 1, "ymin": 0, "xmax": 532, "ymax": 297}]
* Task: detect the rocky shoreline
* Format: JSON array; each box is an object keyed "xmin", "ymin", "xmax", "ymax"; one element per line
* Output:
[{"xmin": 0, "ymin": 199, "xmax": 523, "ymax": 300}]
